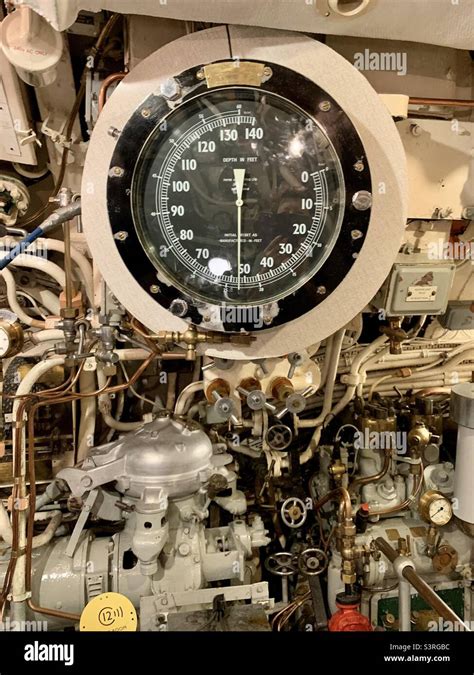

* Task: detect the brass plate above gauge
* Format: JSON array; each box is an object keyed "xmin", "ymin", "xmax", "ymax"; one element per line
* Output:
[{"xmin": 82, "ymin": 25, "xmax": 407, "ymax": 358}]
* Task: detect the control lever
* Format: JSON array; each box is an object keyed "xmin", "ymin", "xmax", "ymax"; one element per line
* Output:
[
  {"xmin": 236, "ymin": 386, "xmax": 277, "ymax": 413},
  {"xmin": 276, "ymin": 385, "xmax": 314, "ymax": 419},
  {"xmin": 211, "ymin": 390, "xmax": 240, "ymax": 425},
  {"xmin": 287, "ymin": 352, "xmax": 305, "ymax": 378}
]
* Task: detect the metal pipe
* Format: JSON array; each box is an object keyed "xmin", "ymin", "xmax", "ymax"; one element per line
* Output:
[
  {"xmin": 63, "ymin": 220, "xmax": 74, "ymax": 309},
  {"xmin": 399, "ymin": 579, "xmax": 412, "ymax": 631},
  {"xmin": 313, "ymin": 487, "xmax": 352, "ymax": 521},
  {"xmin": 375, "ymin": 537, "xmax": 470, "ymax": 630},
  {"xmin": 349, "ymin": 448, "xmax": 391, "ymax": 492},
  {"xmin": 369, "ymin": 466, "xmax": 423, "ymax": 516},
  {"xmin": 409, "ymin": 97, "xmax": 474, "ymax": 109},
  {"xmin": 98, "ymin": 72, "xmax": 126, "ymax": 113}
]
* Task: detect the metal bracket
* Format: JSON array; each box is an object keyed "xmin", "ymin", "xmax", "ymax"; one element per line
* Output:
[{"xmin": 65, "ymin": 489, "xmax": 100, "ymax": 558}]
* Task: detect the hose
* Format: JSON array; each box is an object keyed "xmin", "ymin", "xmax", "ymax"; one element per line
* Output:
[{"xmin": 0, "ymin": 202, "xmax": 81, "ymax": 271}]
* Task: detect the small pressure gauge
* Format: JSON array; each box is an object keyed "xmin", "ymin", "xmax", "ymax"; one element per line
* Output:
[
  {"xmin": 419, "ymin": 490, "xmax": 453, "ymax": 527},
  {"xmin": 0, "ymin": 320, "xmax": 24, "ymax": 358}
]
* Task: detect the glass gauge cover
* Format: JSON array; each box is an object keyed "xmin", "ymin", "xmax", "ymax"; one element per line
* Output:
[{"xmin": 132, "ymin": 88, "xmax": 345, "ymax": 307}]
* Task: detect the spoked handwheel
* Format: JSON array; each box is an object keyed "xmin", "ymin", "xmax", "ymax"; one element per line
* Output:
[
  {"xmin": 298, "ymin": 548, "xmax": 329, "ymax": 576},
  {"xmin": 280, "ymin": 497, "xmax": 308, "ymax": 529},
  {"xmin": 264, "ymin": 552, "xmax": 299, "ymax": 577}
]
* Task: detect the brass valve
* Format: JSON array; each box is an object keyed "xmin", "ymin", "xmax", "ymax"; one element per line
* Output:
[{"xmin": 380, "ymin": 317, "xmax": 408, "ymax": 355}]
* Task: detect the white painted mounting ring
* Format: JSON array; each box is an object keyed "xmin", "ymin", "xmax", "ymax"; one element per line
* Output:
[{"xmin": 82, "ymin": 25, "xmax": 407, "ymax": 359}]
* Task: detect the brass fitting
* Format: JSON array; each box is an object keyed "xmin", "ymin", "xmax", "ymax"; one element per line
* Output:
[
  {"xmin": 380, "ymin": 317, "xmax": 407, "ymax": 355},
  {"xmin": 155, "ymin": 326, "xmax": 255, "ymax": 361},
  {"xmin": 270, "ymin": 376, "xmax": 294, "ymax": 402},
  {"xmin": 205, "ymin": 378, "xmax": 231, "ymax": 403},
  {"xmin": 329, "ymin": 459, "xmax": 346, "ymax": 483},
  {"xmin": 408, "ymin": 422, "xmax": 431, "ymax": 449}
]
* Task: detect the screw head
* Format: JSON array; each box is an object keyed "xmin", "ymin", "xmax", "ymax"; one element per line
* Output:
[
  {"xmin": 141, "ymin": 108, "xmax": 151, "ymax": 118},
  {"xmin": 319, "ymin": 100, "xmax": 331, "ymax": 112},
  {"xmin": 196, "ymin": 69, "xmax": 205, "ymax": 80},
  {"xmin": 114, "ymin": 231, "xmax": 128, "ymax": 241},
  {"xmin": 160, "ymin": 78, "xmax": 181, "ymax": 100},
  {"xmin": 107, "ymin": 126, "xmax": 121, "ymax": 139},
  {"xmin": 150, "ymin": 284, "xmax": 160, "ymax": 294},
  {"xmin": 110, "ymin": 166, "xmax": 124, "ymax": 177},
  {"xmin": 352, "ymin": 190, "xmax": 372, "ymax": 211},
  {"xmin": 263, "ymin": 66, "xmax": 273, "ymax": 80},
  {"xmin": 351, "ymin": 229, "xmax": 364, "ymax": 240},
  {"xmin": 169, "ymin": 298, "xmax": 188, "ymax": 317},
  {"xmin": 353, "ymin": 160, "xmax": 364, "ymax": 172},
  {"xmin": 316, "ymin": 286, "xmax": 327, "ymax": 295}
]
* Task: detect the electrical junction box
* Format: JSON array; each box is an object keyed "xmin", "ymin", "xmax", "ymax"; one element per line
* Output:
[
  {"xmin": 377, "ymin": 263, "xmax": 455, "ymax": 317},
  {"xmin": 439, "ymin": 301, "xmax": 474, "ymax": 330}
]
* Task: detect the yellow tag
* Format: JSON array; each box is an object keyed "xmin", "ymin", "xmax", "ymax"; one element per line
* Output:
[{"xmin": 80, "ymin": 592, "xmax": 137, "ymax": 632}]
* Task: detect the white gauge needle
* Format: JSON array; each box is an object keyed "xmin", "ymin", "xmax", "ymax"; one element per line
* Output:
[{"xmin": 234, "ymin": 168, "xmax": 246, "ymax": 290}]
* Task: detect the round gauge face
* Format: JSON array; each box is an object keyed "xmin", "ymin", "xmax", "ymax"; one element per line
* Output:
[
  {"xmin": 131, "ymin": 88, "xmax": 345, "ymax": 307},
  {"xmin": 429, "ymin": 497, "xmax": 453, "ymax": 526},
  {"xmin": 0, "ymin": 327, "xmax": 10, "ymax": 357}
]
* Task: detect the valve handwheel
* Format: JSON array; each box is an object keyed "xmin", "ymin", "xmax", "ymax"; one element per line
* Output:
[
  {"xmin": 280, "ymin": 497, "xmax": 308, "ymax": 528},
  {"xmin": 298, "ymin": 548, "xmax": 328, "ymax": 576},
  {"xmin": 266, "ymin": 424, "xmax": 293, "ymax": 451},
  {"xmin": 264, "ymin": 552, "xmax": 299, "ymax": 577}
]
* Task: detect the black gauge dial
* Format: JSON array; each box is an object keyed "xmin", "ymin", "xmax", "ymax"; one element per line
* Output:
[
  {"xmin": 131, "ymin": 88, "xmax": 345, "ymax": 306},
  {"xmin": 107, "ymin": 61, "xmax": 372, "ymax": 331}
]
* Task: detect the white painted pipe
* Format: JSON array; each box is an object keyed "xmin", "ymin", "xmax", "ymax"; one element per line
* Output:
[
  {"xmin": 3, "ymin": 236, "xmax": 94, "ymax": 305},
  {"xmin": 77, "ymin": 370, "xmax": 97, "ymax": 462},
  {"xmin": 9, "ymin": 254, "xmax": 65, "ymax": 287},
  {"xmin": 37, "ymin": 237, "xmax": 93, "ymax": 304},
  {"xmin": 298, "ymin": 330, "xmax": 345, "ymax": 428},
  {"xmin": 97, "ymin": 368, "xmax": 143, "ymax": 431},
  {"xmin": 11, "ymin": 357, "xmax": 65, "ymax": 618},
  {"xmin": 0, "ymin": 502, "xmax": 62, "ymax": 549},
  {"xmin": 0, "ymin": 267, "xmax": 44, "ymax": 328},
  {"xmin": 28, "ymin": 329, "xmax": 64, "ymax": 343},
  {"xmin": 35, "ymin": 289, "xmax": 60, "ymax": 315},
  {"xmin": 453, "ymin": 425, "xmax": 474, "ymax": 523},
  {"xmin": 399, "ymin": 579, "xmax": 412, "ymax": 631},
  {"xmin": 174, "ymin": 381, "xmax": 204, "ymax": 415}
]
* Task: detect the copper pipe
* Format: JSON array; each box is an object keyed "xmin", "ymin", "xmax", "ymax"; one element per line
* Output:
[
  {"xmin": 313, "ymin": 487, "xmax": 352, "ymax": 521},
  {"xmin": 98, "ymin": 72, "xmax": 126, "ymax": 113},
  {"xmin": 27, "ymin": 599, "xmax": 81, "ymax": 622},
  {"xmin": 375, "ymin": 537, "xmax": 470, "ymax": 629},
  {"xmin": 349, "ymin": 448, "xmax": 391, "ymax": 492},
  {"xmin": 63, "ymin": 219, "xmax": 75, "ymax": 309},
  {"xmin": 368, "ymin": 466, "xmax": 423, "ymax": 516},
  {"xmin": 409, "ymin": 97, "xmax": 474, "ymax": 109}
]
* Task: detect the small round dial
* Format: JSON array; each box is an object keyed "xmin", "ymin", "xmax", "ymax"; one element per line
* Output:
[
  {"xmin": 420, "ymin": 490, "xmax": 453, "ymax": 526},
  {"xmin": 428, "ymin": 496, "xmax": 453, "ymax": 526},
  {"xmin": 132, "ymin": 88, "xmax": 345, "ymax": 307},
  {"xmin": 0, "ymin": 320, "xmax": 23, "ymax": 358}
]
